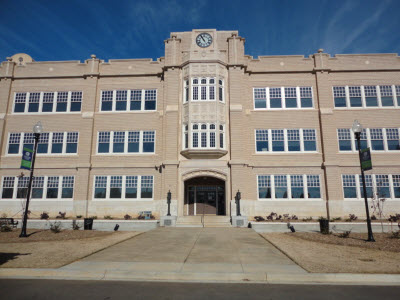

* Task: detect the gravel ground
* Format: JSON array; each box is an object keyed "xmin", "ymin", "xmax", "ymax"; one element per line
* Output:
[
  {"xmin": 263, "ymin": 233, "xmax": 400, "ymax": 274},
  {"xmin": 0, "ymin": 230, "xmax": 141, "ymax": 268}
]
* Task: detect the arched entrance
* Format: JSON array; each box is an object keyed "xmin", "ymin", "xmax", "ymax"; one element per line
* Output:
[{"xmin": 184, "ymin": 177, "xmax": 225, "ymax": 216}]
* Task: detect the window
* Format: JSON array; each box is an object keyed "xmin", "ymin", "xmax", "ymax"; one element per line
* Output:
[
  {"xmin": 254, "ymin": 88, "xmax": 266, "ymax": 109},
  {"xmin": 270, "ymin": 88, "xmax": 282, "ymax": 108},
  {"xmin": 42, "ymin": 92, "xmax": 54, "ymax": 112},
  {"xmin": 100, "ymin": 89, "xmax": 157, "ymax": 112},
  {"xmin": 338, "ymin": 129, "xmax": 352, "ymax": 151},
  {"xmin": 56, "ymin": 92, "xmax": 68, "ymax": 112},
  {"xmin": 290, "ymin": 175, "xmax": 304, "ymax": 198},
  {"xmin": 303, "ymin": 129, "xmax": 317, "ymax": 151},
  {"xmin": 349, "ymin": 86, "xmax": 362, "ymax": 107},
  {"xmin": 219, "ymin": 79, "xmax": 224, "ymax": 102},
  {"xmin": 393, "ymin": 175, "xmax": 400, "ymax": 198},
  {"xmin": 300, "ymin": 87, "xmax": 313, "ymax": 108},
  {"xmin": 342, "ymin": 175, "xmax": 357, "ymax": 198},
  {"xmin": 379, "ymin": 85, "xmax": 394, "ymax": 107},
  {"xmin": 287, "ymin": 130, "xmax": 300, "ymax": 151},
  {"xmin": 333, "ymin": 87, "xmax": 346, "ymax": 107},
  {"xmin": 258, "ymin": 175, "xmax": 271, "ymax": 199},
  {"xmin": 307, "ymin": 175, "xmax": 321, "ymax": 198},
  {"xmin": 14, "ymin": 93, "xmax": 26, "ymax": 113},
  {"xmin": 144, "ymin": 90, "xmax": 156, "ymax": 110},
  {"xmin": 354, "ymin": 129, "xmax": 368, "ymax": 151},
  {"xmin": 97, "ymin": 130, "xmax": 155, "ymax": 154},
  {"xmin": 274, "ymin": 175, "xmax": 287, "ymax": 198},
  {"xmin": 192, "ymin": 79, "xmax": 199, "ymax": 100},
  {"xmin": 184, "ymin": 80, "xmax": 189, "ymax": 103},
  {"xmin": 370, "ymin": 128, "xmax": 384, "ymax": 150},
  {"xmin": 130, "ymin": 90, "xmax": 142, "ymax": 110},
  {"xmin": 334, "ymin": 85, "xmax": 400, "ymax": 108},
  {"xmin": 386, "ymin": 128, "xmax": 400, "ymax": 150},
  {"xmin": 93, "ymin": 175, "xmax": 153, "ymax": 200},
  {"xmin": 359, "ymin": 175, "xmax": 373, "ymax": 199},
  {"xmin": 256, "ymin": 129, "xmax": 317, "ymax": 153},
  {"xmin": 183, "ymin": 125, "xmax": 189, "ymax": 149},
  {"xmin": 116, "ymin": 90, "xmax": 127, "ymax": 111},
  {"xmin": 271, "ymin": 130, "xmax": 284, "ymax": 151},
  {"xmin": 284, "ymin": 87, "xmax": 297, "ymax": 108},
  {"xmin": 7, "ymin": 132, "xmax": 78, "ymax": 155},
  {"xmin": 192, "ymin": 124, "xmax": 199, "ymax": 148},
  {"xmin": 70, "ymin": 91, "xmax": 82, "ymax": 112},
  {"xmin": 219, "ymin": 125, "xmax": 225, "ymax": 149},
  {"xmin": 101, "ymin": 91, "xmax": 113, "ymax": 111},
  {"xmin": 1, "ymin": 176, "xmax": 74, "ymax": 200},
  {"xmin": 28, "ymin": 92, "xmax": 40, "ymax": 112},
  {"xmin": 190, "ymin": 123, "xmax": 218, "ymax": 149},
  {"xmin": 190, "ymin": 77, "xmax": 219, "ymax": 101},
  {"xmin": 376, "ymin": 175, "xmax": 390, "ymax": 198}
]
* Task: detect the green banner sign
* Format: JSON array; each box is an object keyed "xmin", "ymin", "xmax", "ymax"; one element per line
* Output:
[
  {"xmin": 20, "ymin": 147, "xmax": 33, "ymax": 170},
  {"xmin": 361, "ymin": 148, "xmax": 372, "ymax": 171}
]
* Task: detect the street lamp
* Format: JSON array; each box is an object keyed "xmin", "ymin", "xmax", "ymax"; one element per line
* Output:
[
  {"xmin": 19, "ymin": 121, "xmax": 42, "ymax": 238},
  {"xmin": 352, "ymin": 120, "xmax": 375, "ymax": 242}
]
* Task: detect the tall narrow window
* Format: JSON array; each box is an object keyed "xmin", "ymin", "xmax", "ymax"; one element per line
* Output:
[
  {"xmin": 38, "ymin": 133, "xmax": 49, "ymax": 154},
  {"xmin": 62, "ymin": 176, "xmax": 74, "ymax": 198},
  {"xmin": 303, "ymin": 129, "xmax": 317, "ymax": 151},
  {"xmin": 307, "ymin": 175, "xmax": 321, "ymax": 198},
  {"xmin": 101, "ymin": 91, "xmax": 113, "ymax": 111},
  {"xmin": 130, "ymin": 90, "xmax": 142, "ymax": 110},
  {"xmin": 379, "ymin": 85, "xmax": 394, "ymax": 106},
  {"xmin": 113, "ymin": 131, "xmax": 125, "ymax": 153},
  {"xmin": 8, "ymin": 133, "xmax": 21, "ymax": 154},
  {"xmin": 184, "ymin": 125, "xmax": 188, "ymax": 149},
  {"xmin": 56, "ymin": 92, "xmax": 68, "ymax": 112},
  {"xmin": 274, "ymin": 175, "xmax": 287, "ymax": 198},
  {"xmin": 51, "ymin": 133, "xmax": 64, "ymax": 153},
  {"xmin": 219, "ymin": 125, "xmax": 225, "ymax": 149},
  {"xmin": 17, "ymin": 177, "xmax": 29, "ymax": 199},
  {"xmin": 370, "ymin": 129, "xmax": 384, "ymax": 150},
  {"xmin": 70, "ymin": 91, "xmax": 82, "ymax": 112},
  {"xmin": 393, "ymin": 175, "xmax": 400, "ymax": 198},
  {"xmin": 258, "ymin": 175, "xmax": 271, "ymax": 199},
  {"xmin": 115, "ymin": 90, "xmax": 127, "ymax": 111},
  {"xmin": 23, "ymin": 133, "xmax": 35, "ymax": 151},
  {"xmin": 386, "ymin": 128, "xmax": 400, "ymax": 150},
  {"xmin": 284, "ymin": 87, "xmax": 297, "ymax": 108},
  {"xmin": 201, "ymin": 125, "xmax": 207, "ymax": 148},
  {"xmin": 32, "ymin": 176, "xmax": 44, "ymax": 198},
  {"xmin": 210, "ymin": 124, "xmax": 216, "ymax": 148},
  {"xmin": 46, "ymin": 176, "xmax": 59, "ymax": 198},
  {"xmin": 209, "ymin": 78, "xmax": 215, "ymax": 100},
  {"xmin": 110, "ymin": 176, "xmax": 122, "ymax": 198},
  {"xmin": 364, "ymin": 86, "xmax": 378, "ymax": 107},
  {"xmin": 98, "ymin": 132, "xmax": 111, "ymax": 153},
  {"xmin": 192, "ymin": 79, "xmax": 199, "ymax": 100},
  {"xmin": 126, "ymin": 176, "xmax": 138, "ymax": 198},
  {"xmin": 42, "ymin": 92, "xmax": 54, "ymax": 112},
  {"xmin": 200, "ymin": 78, "xmax": 207, "ymax": 100},
  {"xmin": 192, "ymin": 124, "xmax": 199, "ymax": 148},
  {"xmin": 354, "ymin": 129, "xmax": 367, "ymax": 151},
  {"xmin": 338, "ymin": 129, "xmax": 352, "ymax": 151},
  {"xmin": 290, "ymin": 175, "xmax": 304, "ymax": 198},
  {"xmin": 94, "ymin": 176, "xmax": 107, "ymax": 198},
  {"xmin": 141, "ymin": 176, "xmax": 153, "ymax": 198},
  {"xmin": 333, "ymin": 87, "xmax": 346, "ymax": 107},
  {"xmin": 14, "ymin": 93, "xmax": 26, "ymax": 113},
  {"xmin": 256, "ymin": 130, "xmax": 269, "ymax": 152},
  {"xmin": 270, "ymin": 88, "xmax": 282, "ymax": 108},
  {"xmin": 349, "ymin": 86, "xmax": 362, "ymax": 107},
  {"xmin": 300, "ymin": 87, "xmax": 313, "ymax": 108},
  {"xmin": 128, "ymin": 131, "xmax": 140, "ymax": 153},
  {"xmin": 376, "ymin": 175, "xmax": 390, "ymax": 198},
  {"xmin": 359, "ymin": 175, "xmax": 373, "ymax": 199},
  {"xmin": 143, "ymin": 131, "xmax": 155, "ymax": 153},
  {"xmin": 2, "ymin": 177, "xmax": 15, "ymax": 198},
  {"xmin": 28, "ymin": 92, "xmax": 40, "ymax": 112},
  {"xmin": 184, "ymin": 80, "xmax": 189, "ymax": 103},
  {"xmin": 287, "ymin": 130, "xmax": 300, "ymax": 151},
  {"xmin": 342, "ymin": 175, "xmax": 357, "ymax": 198},
  {"xmin": 219, "ymin": 79, "xmax": 224, "ymax": 102},
  {"xmin": 66, "ymin": 132, "xmax": 78, "ymax": 153},
  {"xmin": 144, "ymin": 90, "xmax": 156, "ymax": 110},
  {"xmin": 254, "ymin": 88, "xmax": 267, "ymax": 109},
  {"xmin": 271, "ymin": 130, "xmax": 284, "ymax": 151}
]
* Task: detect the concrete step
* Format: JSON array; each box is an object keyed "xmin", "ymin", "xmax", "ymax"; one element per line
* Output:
[{"xmin": 176, "ymin": 216, "xmax": 231, "ymax": 228}]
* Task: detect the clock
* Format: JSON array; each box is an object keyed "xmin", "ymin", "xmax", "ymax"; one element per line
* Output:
[{"xmin": 196, "ymin": 33, "xmax": 212, "ymax": 48}]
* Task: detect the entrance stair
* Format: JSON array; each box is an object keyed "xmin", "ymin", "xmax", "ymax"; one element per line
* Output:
[{"xmin": 176, "ymin": 216, "xmax": 231, "ymax": 228}]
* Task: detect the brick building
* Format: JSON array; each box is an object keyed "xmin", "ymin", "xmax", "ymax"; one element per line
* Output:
[{"xmin": 0, "ymin": 29, "xmax": 399, "ymax": 221}]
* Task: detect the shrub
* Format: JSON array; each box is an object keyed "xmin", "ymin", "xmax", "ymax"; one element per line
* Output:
[
  {"xmin": 371, "ymin": 215, "xmax": 377, "ymax": 220},
  {"xmin": 72, "ymin": 221, "xmax": 80, "ymax": 230},
  {"xmin": 345, "ymin": 214, "xmax": 358, "ymax": 222},
  {"xmin": 50, "ymin": 222, "xmax": 62, "ymax": 233},
  {"xmin": 56, "ymin": 211, "xmax": 67, "ymax": 219},
  {"xmin": 76, "ymin": 215, "xmax": 82, "ymax": 219},
  {"xmin": 104, "ymin": 215, "xmax": 113, "ymax": 220},
  {"xmin": 389, "ymin": 231, "xmax": 400, "ymax": 239},
  {"xmin": 302, "ymin": 217, "xmax": 313, "ymax": 222},
  {"xmin": 40, "ymin": 212, "xmax": 49, "ymax": 220},
  {"xmin": 89, "ymin": 216, "xmax": 98, "ymax": 220},
  {"xmin": 0, "ymin": 225, "xmax": 12, "ymax": 232},
  {"xmin": 388, "ymin": 214, "xmax": 400, "ymax": 222},
  {"xmin": 266, "ymin": 212, "xmax": 277, "ymax": 220},
  {"xmin": 124, "ymin": 214, "xmax": 132, "ymax": 220},
  {"xmin": 318, "ymin": 216, "xmax": 328, "ymax": 221},
  {"xmin": 254, "ymin": 216, "xmax": 265, "ymax": 222},
  {"xmin": 338, "ymin": 230, "xmax": 351, "ymax": 238}
]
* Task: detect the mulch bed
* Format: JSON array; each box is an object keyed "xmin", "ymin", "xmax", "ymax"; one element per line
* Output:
[
  {"xmin": 0, "ymin": 229, "xmax": 112, "ymax": 243},
  {"xmin": 289, "ymin": 232, "xmax": 400, "ymax": 253}
]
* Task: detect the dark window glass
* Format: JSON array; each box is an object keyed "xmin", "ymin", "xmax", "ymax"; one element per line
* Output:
[
  {"xmin": 387, "ymin": 140, "xmax": 400, "ymax": 150},
  {"xmin": 14, "ymin": 103, "xmax": 25, "ymax": 113},
  {"xmin": 8, "ymin": 144, "xmax": 19, "ymax": 154},
  {"xmin": 381, "ymin": 96, "xmax": 393, "ymax": 106},
  {"xmin": 32, "ymin": 188, "xmax": 43, "ymax": 198},
  {"xmin": 143, "ymin": 142, "xmax": 154, "ymax": 153},
  {"xmin": 130, "ymin": 101, "xmax": 141, "ymax": 110},
  {"xmin": 28, "ymin": 103, "xmax": 39, "ymax": 112},
  {"xmin": 288, "ymin": 141, "xmax": 300, "ymax": 151},
  {"xmin": 94, "ymin": 188, "xmax": 106, "ymax": 198},
  {"xmin": 365, "ymin": 97, "xmax": 378, "ymax": 107},
  {"xmin": 42, "ymin": 103, "xmax": 53, "ymax": 112},
  {"xmin": 47, "ymin": 188, "xmax": 58, "ymax": 198},
  {"xmin": 360, "ymin": 187, "xmax": 373, "ymax": 199},
  {"xmin": 334, "ymin": 97, "xmax": 346, "ymax": 107},
  {"xmin": 145, "ymin": 101, "xmax": 156, "ymax": 110},
  {"xmin": 110, "ymin": 188, "xmax": 122, "ymax": 198},
  {"xmin": 16, "ymin": 187, "xmax": 27, "ymax": 199},
  {"xmin": 355, "ymin": 140, "xmax": 368, "ymax": 151},
  {"xmin": 308, "ymin": 187, "xmax": 321, "ymax": 198},
  {"xmin": 272, "ymin": 141, "xmax": 284, "ymax": 152},
  {"xmin": 2, "ymin": 188, "xmax": 13, "ymax": 198},
  {"xmin": 51, "ymin": 143, "xmax": 63, "ymax": 153},
  {"xmin": 291, "ymin": 187, "xmax": 304, "ymax": 198},
  {"xmin": 255, "ymin": 99, "xmax": 266, "ymax": 109},
  {"xmin": 113, "ymin": 143, "xmax": 124, "ymax": 153},
  {"xmin": 70, "ymin": 102, "xmax": 81, "ymax": 112},
  {"xmin": 377, "ymin": 187, "xmax": 390, "ymax": 198},
  {"xmin": 270, "ymin": 98, "xmax": 281, "ymax": 108},
  {"xmin": 275, "ymin": 187, "xmax": 287, "ymax": 198},
  {"xmin": 256, "ymin": 141, "xmax": 268, "ymax": 152},
  {"xmin": 258, "ymin": 187, "xmax": 271, "ymax": 199},
  {"xmin": 126, "ymin": 188, "xmax": 137, "ymax": 198},
  {"xmin": 101, "ymin": 101, "xmax": 112, "ymax": 111},
  {"xmin": 350, "ymin": 97, "xmax": 362, "ymax": 107},
  {"xmin": 285, "ymin": 98, "xmax": 297, "ymax": 108},
  {"xmin": 62, "ymin": 188, "xmax": 73, "ymax": 198},
  {"xmin": 56, "ymin": 102, "xmax": 67, "ymax": 112},
  {"xmin": 371, "ymin": 140, "xmax": 384, "ymax": 151},
  {"xmin": 301, "ymin": 98, "xmax": 313, "ymax": 108},
  {"xmin": 116, "ymin": 101, "xmax": 127, "ymax": 111},
  {"xmin": 66, "ymin": 143, "xmax": 77, "ymax": 153},
  {"xmin": 141, "ymin": 188, "xmax": 153, "ymax": 198},
  {"xmin": 98, "ymin": 143, "xmax": 109, "ymax": 153},
  {"xmin": 128, "ymin": 143, "xmax": 139, "ymax": 152},
  {"xmin": 304, "ymin": 141, "xmax": 316, "ymax": 151},
  {"xmin": 344, "ymin": 187, "xmax": 357, "ymax": 198},
  {"xmin": 339, "ymin": 140, "xmax": 352, "ymax": 151},
  {"xmin": 394, "ymin": 187, "xmax": 400, "ymax": 198},
  {"xmin": 37, "ymin": 143, "xmax": 48, "ymax": 153}
]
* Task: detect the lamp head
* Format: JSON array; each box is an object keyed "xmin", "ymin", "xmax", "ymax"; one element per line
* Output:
[
  {"xmin": 352, "ymin": 120, "xmax": 363, "ymax": 133},
  {"xmin": 33, "ymin": 121, "xmax": 43, "ymax": 134}
]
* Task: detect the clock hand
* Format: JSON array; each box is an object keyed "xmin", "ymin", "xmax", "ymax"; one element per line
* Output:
[{"xmin": 201, "ymin": 35, "xmax": 206, "ymax": 42}]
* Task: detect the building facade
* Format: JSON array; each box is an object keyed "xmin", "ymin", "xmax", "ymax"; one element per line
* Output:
[{"xmin": 0, "ymin": 29, "xmax": 399, "ymax": 220}]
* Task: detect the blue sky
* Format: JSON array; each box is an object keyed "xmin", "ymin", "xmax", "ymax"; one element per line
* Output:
[{"xmin": 0, "ymin": 0, "xmax": 399, "ymax": 62}]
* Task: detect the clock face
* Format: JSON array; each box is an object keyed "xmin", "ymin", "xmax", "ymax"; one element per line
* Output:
[{"xmin": 196, "ymin": 33, "xmax": 212, "ymax": 48}]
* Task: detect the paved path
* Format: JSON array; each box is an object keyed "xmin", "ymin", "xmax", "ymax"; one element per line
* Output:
[{"xmin": 61, "ymin": 227, "xmax": 306, "ymax": 279}]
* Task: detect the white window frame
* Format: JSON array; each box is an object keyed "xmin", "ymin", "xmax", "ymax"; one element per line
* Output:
[
  {"xmin": 12, "ymin": 91, "xmax": 82, "ymax": 114},
  {"xmin": 253, "ymin": 86, "xmax": 314, "ymax": 110},
  {"xmin": 96, "ymin": 130, "xmax": 156, "ymax": 155},
  {"xmin": 190, "ymin": 77, "xmax": 222, "ymax": 102},
  {"xmin": 333, "ymin": 85, "xmax": 400, "ymax": 109},
  {"xmin": 342, "ymin": 174, "xmax": 400, "ymax": 200},
  {"xmin": 1, "ymin": 175, "xmax": 74, "ymax": 201},
  {"xmin": 337, "ymin": 128, "xmax": 400, "ymax": 153},
  {"xmin": 255, "ymin": 128, "xmax": 318, "ymax": 154},
  {"xmin": 92, "ymin": 175, "xmax": 154, "ymax": 201},
  {"xmin": 6, "ymin": 132, "xmax": 79, "ymax": 156},
  {"xmin": 189, "ymin": 123, "xmax": 218, "ymax": 149},
  {"xmin": 99, "ymin": 89, "xmax": 157, "ymax": 112},
  {"xmin": 257, "ymin": 174, "xmax": 322, "ymax": 201}
]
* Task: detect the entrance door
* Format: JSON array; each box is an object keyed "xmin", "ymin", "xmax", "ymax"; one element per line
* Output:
[{"xmin": 196, "ymin": 186, "xmax": 217, "ymax": 215}]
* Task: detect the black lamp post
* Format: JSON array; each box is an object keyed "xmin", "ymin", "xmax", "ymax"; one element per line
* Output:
[
  {"xmin": 235, "ymin": 190, "xmax": 241, "ymax": 216},
  {"xmin": 352, "ymin": 120, "xmax": 375, "ymax": 242},
  {"xmin": 167, "ymin": 190, "xmax": 171, "ymax": 216},
  {"xmin": 19, "ymin": 121, "xmax": 42, "ymax": 238}
]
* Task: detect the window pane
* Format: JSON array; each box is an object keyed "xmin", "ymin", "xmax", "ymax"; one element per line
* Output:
[
  {"xmin": 301, "ymin": 98, "xmax": 313, "ymax": 108},
  {"xmin": 70, "ymin": 102, "xmax": 81, "ymax": 112},
  {"xmin": 274, "ymin": 175, "xmax": 287, "ymax": 198},
  {"xmin": 141, "ymin": 176, "xmax": 153, "ymax": 198},
  {"xmin": 32, "ymin": 188, "xmax": 43, "ymax": 199},
  {"xmin": 344, "ymin": 187, "xmax": 357, "ymax": 198},
  {"xmin": 8, "ymin": 144, "xmax": 19, "ymax": 154},
  {"xmin": 56, "ymin": 102, "xmax": 67, "ymax": 112},
  {"xmin": 387, "ymin": 140, "xmax": 400, "ymax": 151},
  {"xmin": 95, "ymin": 188, "xmax": 106, "ymax": 198},
  {"xmin": 350, "ymin": 97, "xmax": 362, "ymax": 107},
  {"xmin": 38, "ymin": 143, "xmax": 48, "ymax": 153},
  {"xmin": 259, "ymin": 187, "xmax": 271, "ymax": 199},
  {"xmin": 62, "ymin": 188, "xmax": 73, "ymax": 198},
  {"xmin": 339, "ymin": 140, "xmax": 352, "ymax": 151},
  {"xmin": 52, "ymin": 132, "xmax": 64, "ymax": 153},
  {"xmin": 381, "ymin": 96, "xmax": 393, "ymax": 106},
  {"xmin": 42, "ymin": 93, "xmax": 54, "ymax": 112},
  {"xmin": 285, "ymin": 98, "xmax": 297, "ymax": 108},
  {"xmin": 98, "ymin": 143, "xmax": 109, "ymax": 153},
  {"xmin": 255, "ymin": 99, "xmax": 266, "ymax": 109},
  {"xmin": 110, "ymin": 188, "xmax": 122, "ymax": 198},
  {"xmin": 126, "ymin": 188, "xmax": 137, "ymax": 198},
  {"xmin": 2, "ymin": 188, "xmax": 13, "ymax": 198},
  {"xmin": 308, "ymin": 187, "xmax": 321, "ymax": 198},
  {"xmin": 66, "ymin": 143, "xmax": 77, "ymax": 153},
  {"xmin": 47, "ymin": 188, "xmax": 58, "ymax": 198},
  {"xmin": 272, "ymin": 141, "xmax": 284, "ymax": 151},
  {"xmin": 304, "ymin": 141, "xmax": 316, "ymax": 151},
  {"xmin": 14, "ymin": 103, "xmax": 25, "ymax": 112},
  {"xmin": 288, "ymin": 141, "xmax": 300, "ymax": 151},
  {"xmin": 365, "ymin": 97, "xmax": 378, "ymax": 107},
  {"xmin": 257, "ymin": 141, "xmax": 268, "ymax": 152},
  {"xmin": 334, "ymin": 97, "xmax": 346, "ymax": 107},
  {"xmin": 52, "ymin": 144, "xmax": 63, "ymax": 153},
  {"xmin": 371, "ymin": 140, "xmax": 384, "ymax": 151},
  {"xmin": 270, "ymin": 98, "xmax": 281, "ymax": 108}
]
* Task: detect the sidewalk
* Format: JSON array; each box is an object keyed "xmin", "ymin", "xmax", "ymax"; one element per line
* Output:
[{"xmin": 1, "ymin": 227, "xmax": 399, "ymax": 285}]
